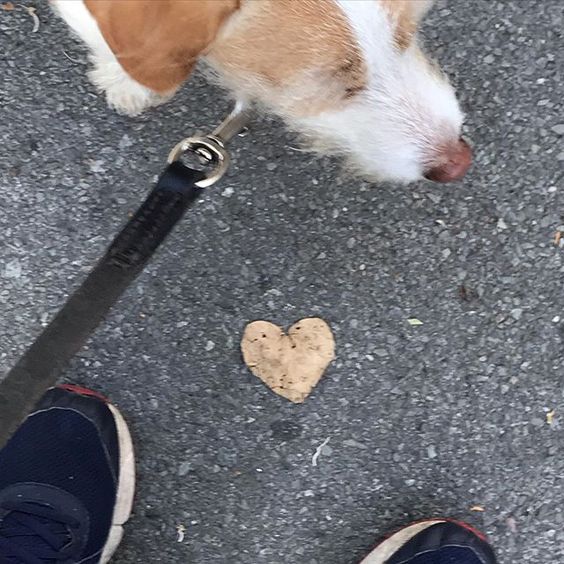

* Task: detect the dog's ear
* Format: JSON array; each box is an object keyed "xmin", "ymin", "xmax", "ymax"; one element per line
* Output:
[
  {"xmin": 84, "ymin": 0, "xmax": 239, "ymax": 93},
  {"xmin": 381, "ymin": 0, "xmax": 434, "ymax": 50},
  {"xmin": 405, "ymin": 0, "xmax": 435, "ymax": 24}
]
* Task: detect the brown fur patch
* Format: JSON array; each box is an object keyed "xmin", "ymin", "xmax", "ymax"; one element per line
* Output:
[
  {"xmin": 85, "ymin": 0, "xmax": 238, "ymax": 93},
  {"xmin": 208, "ymin": 0, "xmax": 367, "ymax": 115},
  {"xmin": 381, "ymin": 0, "xmax": 420, "ymax": 50},
  {"xmin": 85, "ymin": 0, "xmax": 367, "ymax": 115}
]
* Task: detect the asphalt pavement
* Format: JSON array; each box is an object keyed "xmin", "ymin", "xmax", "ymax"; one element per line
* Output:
[{"xmin": 1, "ymin": 1, "xmax": 563, "ymax": 562}]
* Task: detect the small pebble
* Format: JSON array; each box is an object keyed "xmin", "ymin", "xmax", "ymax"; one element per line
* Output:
[
  {"xmin": 343, "ymin": 439, "xmax": 367, "ymax": 450},
  {"xmin": 178, "ymin": 462, "xmax": 192, "ymax": 477},
  {"xmin": 205, "ymin": 340, "xmax": 215, "ymax": 352},
  {"xmin": 89, "ymin": 160, "xmax": 105, "ymax": 173},
  {"xmin": 511, "ymin": 308, "xmax": 523, "ymax": 320},
  {"xmin": 118, "ymin": 134, "xmax": 133, "ymax": 149},
  {"xmin": 3, "ymin": 259, "xmax": 22, "ymax": 279}
]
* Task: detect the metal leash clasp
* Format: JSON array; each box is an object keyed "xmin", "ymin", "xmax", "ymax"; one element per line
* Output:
[{"xmin": 168, "ymin": 100, "xmax": 252, "ymax": 188}]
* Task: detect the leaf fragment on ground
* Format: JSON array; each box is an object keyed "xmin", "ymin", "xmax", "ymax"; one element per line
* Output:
[
  {"xmin": 19, "ymin": 4, "xmax": 39, "ymax": 32},
  {"xmin": 241, "ymin": 318, "xmax": 335, "ymax": 403},
  {"xmin": 312, "ymin": 437, "xmax": 331, "ymax": 467},
  {"xmin": 176, "ymin": 524, "xmax": 186, "ymax": 543},
  {"xmin": 506, "ymin": 517, "xmax": 518, "ymax": 534}
]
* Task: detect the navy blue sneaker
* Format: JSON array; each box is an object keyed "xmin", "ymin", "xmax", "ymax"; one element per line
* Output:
[
  {"xmin": 360, "ymin": 519, "xmax": 497, "ymax": 564},
  {"xmin": 0, "ymin": 385, "xmax": 135, "ymax": 563}
]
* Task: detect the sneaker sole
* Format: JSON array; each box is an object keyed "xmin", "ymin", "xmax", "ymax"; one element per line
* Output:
[
  {"xmin": 359, "ymin": 518, "xmax": 488, "ymax": 564},
  {"xmin": 59, "ymin": 386, "xmax": 136, "ymax": 564},
  {"xmin": 99, "ymin": 402, "xmax": 136, "ymax": 564}
]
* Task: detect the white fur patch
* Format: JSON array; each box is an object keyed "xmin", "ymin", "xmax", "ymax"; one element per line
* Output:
[
  {"xmin": 293, "ymin": 0, "xmax": 464, "ymax": 183},
  {"xmin": 52, "ymin": 0, "xmax": 166, "ymax": 116}
]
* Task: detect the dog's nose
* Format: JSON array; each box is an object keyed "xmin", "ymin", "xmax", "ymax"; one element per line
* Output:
[{"xmin": 424, "ymin": 138, "xmax": 472, "ymax": 183}]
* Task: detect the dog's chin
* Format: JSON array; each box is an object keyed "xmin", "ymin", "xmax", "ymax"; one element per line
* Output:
[
  {"xmin": 341, "ymin": 162, "xmax": 423, "ymax": 185},
  {"xmin": 281, "ymin": 124, "xmax": 424, "ymax": 185}
]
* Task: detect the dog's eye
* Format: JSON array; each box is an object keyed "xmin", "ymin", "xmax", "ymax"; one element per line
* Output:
[
  {"xmin": 344, "ymin": 84, "xmax": 364, "ymax": 99},
  {"xmin": 335, "ymin": 55, "xmax": 366, "ymax": 99}
]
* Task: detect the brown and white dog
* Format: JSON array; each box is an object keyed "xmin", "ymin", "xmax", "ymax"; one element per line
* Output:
[{"xmin": 53, "ymin": 0, "xmax": 472, "ymax": 184}]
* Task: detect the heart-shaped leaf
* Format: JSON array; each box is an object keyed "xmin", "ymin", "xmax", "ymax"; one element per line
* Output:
[{"xmin": 241, "ymin": 318, "xmax": 335, "ymax": 403}]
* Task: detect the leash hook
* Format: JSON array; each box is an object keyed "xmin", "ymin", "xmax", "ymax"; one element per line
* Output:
[{"xmin": 168, "ymin": 100, "xmax": 252, "ymax": 188}]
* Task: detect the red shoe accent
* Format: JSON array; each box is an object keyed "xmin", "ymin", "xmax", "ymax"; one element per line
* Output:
[
  {"xmin": 58, "ymin": 384, "xmax": 109, "ymax": 403},
  {"xmin": 445, "ymin": 518, "xmax": 488, "ymax": 543}
]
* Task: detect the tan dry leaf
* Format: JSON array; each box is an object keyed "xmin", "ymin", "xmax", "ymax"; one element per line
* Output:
[
  {"xmin": 241, "ymin": 318, "xmax": 335, "ymax": 403},
  {"xmin": 1, "ymin": 2, "xmax": 15, "ymax": 10}
]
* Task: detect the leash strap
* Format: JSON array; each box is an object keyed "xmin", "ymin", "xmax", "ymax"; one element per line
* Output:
[{"xmin": 0, "ymin": 162, "xmax": 205, "ymax": 448}]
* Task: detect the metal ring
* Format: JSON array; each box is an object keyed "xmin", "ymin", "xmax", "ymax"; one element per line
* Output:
[{"xmin": 167, "ymin": 136, "xmax": 230, "ymax": 188}]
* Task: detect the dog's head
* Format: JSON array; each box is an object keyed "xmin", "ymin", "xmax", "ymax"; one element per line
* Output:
[{"xmin": 81, "ymin": 0, "xmax": 471, "ymax": 184}]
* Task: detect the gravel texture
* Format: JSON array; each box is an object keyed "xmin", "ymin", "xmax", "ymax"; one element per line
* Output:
[{"xmin": 1, "ymin": 1, "xmax": 563, "ymax": 563}]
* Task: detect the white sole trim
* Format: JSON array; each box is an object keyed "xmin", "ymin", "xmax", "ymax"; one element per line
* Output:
[
  {"xmin": 99, "ymin": 404, "xmax": 136, "ymax": 564},
  {"xmin": 360, "ymin": 520, "xmax": 446, "ymax": 564}
]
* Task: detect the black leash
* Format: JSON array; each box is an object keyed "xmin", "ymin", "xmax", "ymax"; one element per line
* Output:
[{"xmin": 0, "ymin": 103, "xmax": 251, "ymax": 449}]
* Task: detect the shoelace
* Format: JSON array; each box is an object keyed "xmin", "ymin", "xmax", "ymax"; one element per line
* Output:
[{"xmin": 0, "ymin": 500, "xmax": 80, "ymax": 564}]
